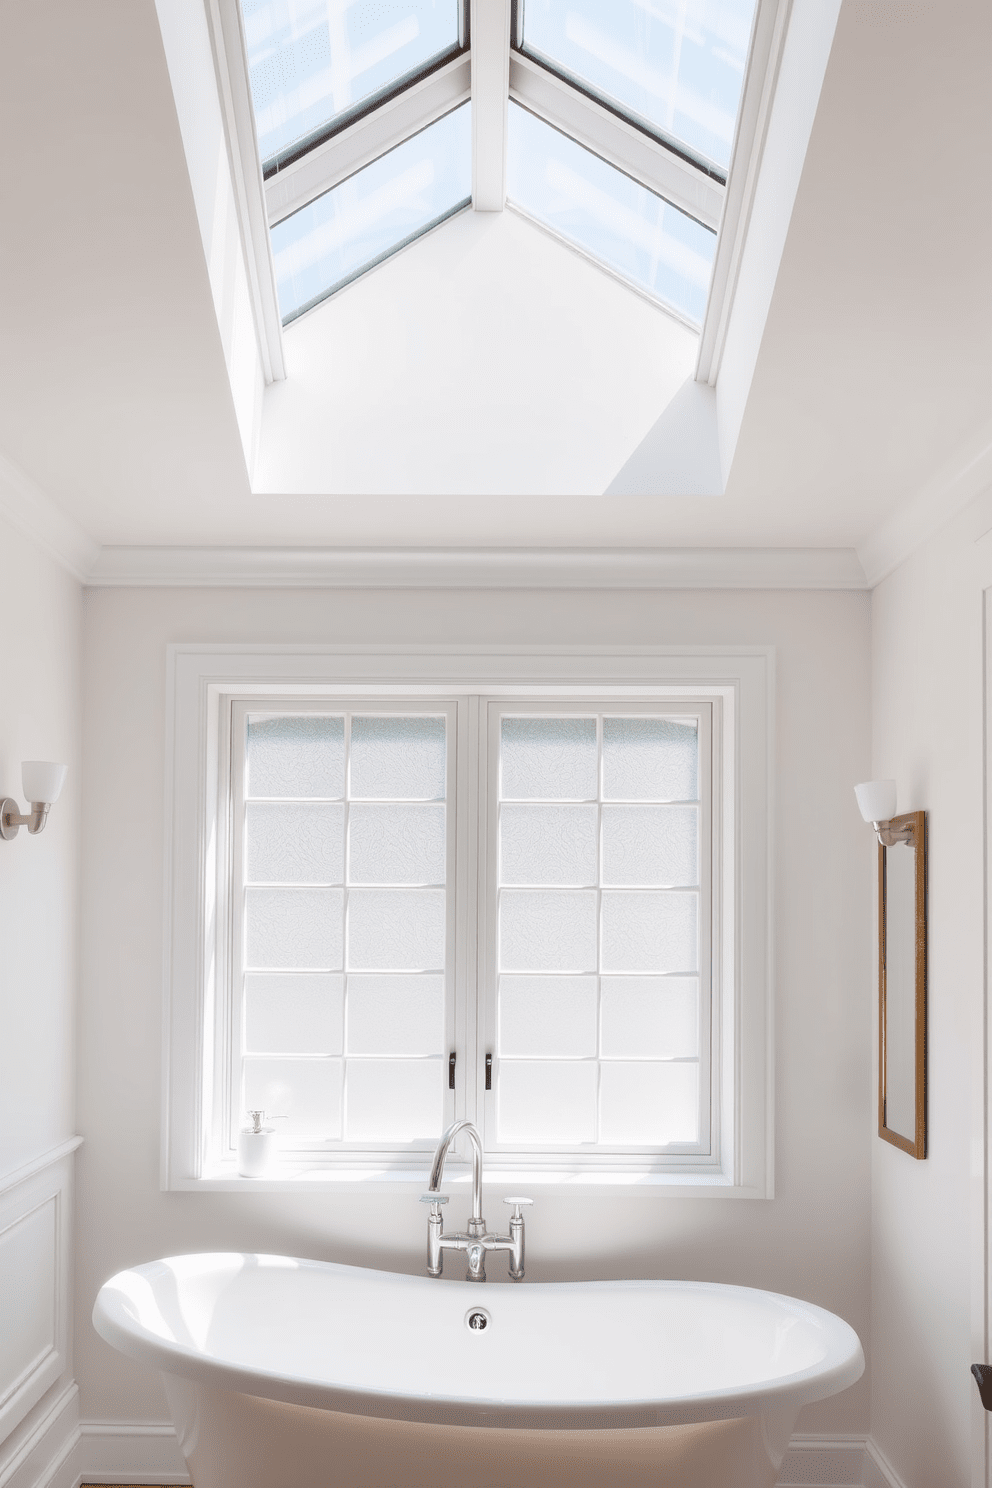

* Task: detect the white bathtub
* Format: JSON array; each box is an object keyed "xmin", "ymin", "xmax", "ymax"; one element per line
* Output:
[{"xmin": 93, "ymin": 1252, "xmax": 864, "ymax": 1488}]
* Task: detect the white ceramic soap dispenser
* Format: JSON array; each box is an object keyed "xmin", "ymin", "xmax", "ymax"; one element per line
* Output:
[{"xmin": 237, "ymin": 1109, "xmax": 282, "ymax": 1177}]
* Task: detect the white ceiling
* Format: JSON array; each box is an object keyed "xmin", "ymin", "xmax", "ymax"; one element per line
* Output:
[{"xmin": 0, "ymin": 0, "xmax": 988, "ymax": 571}]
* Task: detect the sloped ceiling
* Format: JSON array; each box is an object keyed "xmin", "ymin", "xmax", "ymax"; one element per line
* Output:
[{"xmin": 0, "ymin": 0, "xmax": 988, "ymax": 556}]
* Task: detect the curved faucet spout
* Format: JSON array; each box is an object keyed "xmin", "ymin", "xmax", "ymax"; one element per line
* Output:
[{"xmin": 429, "ymin": 1120, "xmax": 483, "ymax": 1221}]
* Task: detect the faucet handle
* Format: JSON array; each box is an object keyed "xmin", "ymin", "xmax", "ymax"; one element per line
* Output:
[
  {"xmin": 420, "ymin": 1192, "xmax": 449, "ymax": 1208},
  {"xmin": 503, "ymin": 1196, "xmax": 533, "ymax": 1220}
]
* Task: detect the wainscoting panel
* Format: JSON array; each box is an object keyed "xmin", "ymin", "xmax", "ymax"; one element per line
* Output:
[{"xmin": 0, "ymin": 1142, "xmax": 79, "ymax": 1448}]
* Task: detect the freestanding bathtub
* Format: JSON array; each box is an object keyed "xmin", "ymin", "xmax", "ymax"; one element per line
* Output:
[{"xmin": 93, "ymin": 1253, "xmax": 864, "ymax": 1488}]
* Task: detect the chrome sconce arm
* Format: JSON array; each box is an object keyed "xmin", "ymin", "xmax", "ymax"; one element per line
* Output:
[{"xmin": 1, "ymin": 762, "xmax": 68, "ymax": 841}]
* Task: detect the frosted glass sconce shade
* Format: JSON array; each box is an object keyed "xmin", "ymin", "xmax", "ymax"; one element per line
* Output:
[
  {"xmin": 22, "ymin": 761, "xmax": 67, "ymax": 805},
  {"xmin": 1, "ymin": 761, "xmax": 68, "ymax": 840},
  {"xmin": 854, "ymin": 780, "xmax": 897, "ymax": 824}
]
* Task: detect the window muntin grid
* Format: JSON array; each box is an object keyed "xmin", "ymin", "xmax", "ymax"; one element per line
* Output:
[
  {"xmin": 514, "ymin": 0, "xmax": 757, "ymax": 178},
  {"xmin": 484, "ymin": 703, "xmax": 713, "ymax": 1161},
  {"xmin": 241, "ymin": 0, "xmax": 468, "ymax": 174},
  {"xmin": 229, "ymin": 703, "xmax": 456, "ymax": 1157}
]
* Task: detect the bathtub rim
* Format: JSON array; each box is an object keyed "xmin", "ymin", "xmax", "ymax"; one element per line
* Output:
[{"xmin": 92, "ymin": 1252, "xmax": 865, "ymax": 1432}]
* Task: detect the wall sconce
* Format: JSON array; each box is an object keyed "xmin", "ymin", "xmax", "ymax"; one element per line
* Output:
[
  {"xmin": 1, "ymin": 761, "xmax": 68, "ymax": 840},
  {"xmin": 854, "ymin": 779, "xmax": 914, "ymax": 846}
]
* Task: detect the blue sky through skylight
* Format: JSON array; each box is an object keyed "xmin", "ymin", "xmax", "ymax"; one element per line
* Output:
[
  {"xmin": 519, "ymin": 0, "xmax": 756, "ymax": 174},
  {"xmin": 242, "ymin": 0, "xmax": 463, "ymax": 169},
  {"xmin": 507, "ymin": 103, "xmax": 715, "ymax": 323},
  {"xmin": 271, "ymin": 103, "xmax": 471, "ymax": 321}
]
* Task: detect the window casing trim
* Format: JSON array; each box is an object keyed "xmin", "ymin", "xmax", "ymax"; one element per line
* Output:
[{"xmin": 162, "ymin": 645, "xmax": 773, "ymax": 1197}]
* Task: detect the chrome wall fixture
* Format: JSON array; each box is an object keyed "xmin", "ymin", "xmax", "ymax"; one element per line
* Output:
[
  {"xmin": 1, "ymin": 761, "xmax": 68, "ymax": 840},
  {"xmin": 854, "ymin": 779, "xmax": 914, "ymax": 846}
]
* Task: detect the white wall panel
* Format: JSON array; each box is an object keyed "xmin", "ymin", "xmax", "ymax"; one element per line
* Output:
[{"xmin": 77, "ymin": 584, "xmax": 871, "ymax": 1436}]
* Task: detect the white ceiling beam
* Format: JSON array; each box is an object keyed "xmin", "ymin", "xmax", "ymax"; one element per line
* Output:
[
  {"xmin": 510, "ymin": 53, "xmax": 724, "ymax": 232},
  {"xmin": 264, "ymin": 55, "xmax": 472, "ymax": 227},
  {"xmin": 472, "ymin": 0, "xmax": 511, "ymax": 210}
]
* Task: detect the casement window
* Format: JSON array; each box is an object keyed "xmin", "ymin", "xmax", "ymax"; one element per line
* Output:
[{"xmin": 163, "ymin": 647, "xmax": 771, "ymax": 1195}]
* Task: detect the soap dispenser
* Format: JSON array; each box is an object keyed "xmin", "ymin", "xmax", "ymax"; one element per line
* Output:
[{"xmin": 237, "ymin": 1109, "xmax": 281, "ymax": 1177}]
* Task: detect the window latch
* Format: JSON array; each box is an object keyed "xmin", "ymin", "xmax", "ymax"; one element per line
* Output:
[
  {"xmin": 449, "ymin": 1051, "xmax": 456, "ymax": 1091},
  {"xmin": 485, "ymin": 1052, "xmax": 492, "ymax": 1091}
]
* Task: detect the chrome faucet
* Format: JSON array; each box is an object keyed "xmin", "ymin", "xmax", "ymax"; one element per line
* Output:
[{"xmin": 420, "ymin": 1120, "xmax": 532, "ymax": 1283}]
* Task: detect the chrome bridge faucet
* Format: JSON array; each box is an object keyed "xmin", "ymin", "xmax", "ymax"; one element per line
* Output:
[{"xmin": 421, "ymin": 1120, "xmax": 532, "ymax": 1283}]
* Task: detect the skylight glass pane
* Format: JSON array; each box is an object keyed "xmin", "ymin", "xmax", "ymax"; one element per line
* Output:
[
  {"xmin": 518, "ymin": 0, "xmax": 756, "ymax": 174},
  {"xmin": 271, "ymin": 103, "xmax": 471, "ymax": 322},
  {"xmin": 242, "ymin": 0, "xmax": 464, "ymax": 169},
  {"xmin": 507, "ymin": 104, "xmax": 715, "ymax": 323}
]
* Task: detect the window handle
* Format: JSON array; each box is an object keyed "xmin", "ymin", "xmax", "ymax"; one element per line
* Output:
[
  {"xmin": 449, "ymin": 1051, "xmax": 456, "ymax": 1091},
  {"xmin": 485, "ymin": 1052, "xmax": 492, "ymax": 1091}
]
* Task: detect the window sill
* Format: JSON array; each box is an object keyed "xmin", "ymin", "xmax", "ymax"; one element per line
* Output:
[{"xmin": 169, "ymin": 1163, "xmax": 763, "ymax": 1197}]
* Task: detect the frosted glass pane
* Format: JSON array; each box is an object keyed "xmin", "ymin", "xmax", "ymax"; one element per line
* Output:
[
  {"xmin": 245, "ymin": 887, "xmax": 343, "ymax": 969},
  {"xmin": 247, "ymin": 715, "xmax": 344, "ymax": 798},
  {"xmin": 347, "ymin": 975, "xmax": 445, "ymax": 1056},
  {"xmin": 507, "ymin": 105, "xmax": 715, "ymax": 325},
  {"xmin": 602, "ymin": 717, "xmax": 698, "ymax": 801},
  {"xmin": 599, "ymin": 1061, "xmax": 699, "ymax": 1146},
  {"xmin": 500, "ymin": 890, "xmax": 598, "ymax": 972},
  {"xmin": 519, "ymin": 0, "xmax": 755, "ymax": 173},
  {"xmin": 601, "ymin": 805, "xmax": 698, "ymax": 886},
  {"xmin": 245, "ymin": 973, "xmax": 344, "ymax": 1054},
  {"xmin": 347, "ymin": 888, "xmax": 446, "ymax": 970},
  {"xmin": 344, "ymin": 1058, "xmax": 443, "ymax": 1141},
  {"xmin": 348, "ymin": 803, "xmax": 445, "ymax": 884},
  {"xmin": 246, "ymin": 802, "xmax": 344, "ymax": 883},
  {"xmin": 601, "ymin": 891, "xmax": 697, "ymax": 973},
  {"xmin": 350, "ymin": 716, "xmax": 446, "ymax": 800},
  {"xmin": 500, "ymin": 717, "xmax": 597, "ymax": 800},
  {"xmin": 500, "ymin": 804, "xmax": 597, "ymax": 885},
  {"xmin": 242, "ymin": 0, "xmax": 462, "ymax": 169},
  {"xmin": 600, "ymin": 977, "xmax": 699, "ymax": 1059},
  {"xmin": 243, "ymin": 1056, "xmax": 343, "ymax": 1137},
  {"xmin": 497, "ymin": 1060, "xmax": 597, "ymax": 1143},
  {"xmin": 499, "ymin": 976, "xmax": 597, "ymax": 1058}
]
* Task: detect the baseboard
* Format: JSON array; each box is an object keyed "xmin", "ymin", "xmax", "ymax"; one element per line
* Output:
[
  {"xmin": 863, "ymin": 1438, "xmax": 910, "ymax": 1488},
  {"xmin": 15, "ymin": 1418, "xmax": 903, "ymax": 1488},
  {"xmin": 71, "ymin": 1423, "xmax": 189, "ymax": 1486}
]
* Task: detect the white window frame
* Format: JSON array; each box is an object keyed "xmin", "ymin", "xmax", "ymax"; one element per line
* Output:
[{"xmin": 162, "ymin": 644, "xmax": 773, "ymax": 1196}]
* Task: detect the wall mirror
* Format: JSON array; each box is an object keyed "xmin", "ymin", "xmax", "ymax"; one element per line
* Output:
[{"xmin": 878, "ymin": 810, "xmax": 927, "ymax": 1157}]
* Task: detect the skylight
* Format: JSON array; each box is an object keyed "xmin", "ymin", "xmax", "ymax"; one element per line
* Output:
[
  {"xmin": 514, "ymin": 0, "xmax": 757, "ymax": 178},
  {"xmin": 243, "ymin": 0, "xmax": 468, "ymax": 172},
  {"xmin": 231, "ymin": 0, "xmax": 765, "ymax": 331}
]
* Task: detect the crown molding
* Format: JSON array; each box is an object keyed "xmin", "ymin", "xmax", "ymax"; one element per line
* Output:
[
  {"xmin": 0, "ymin": 452, "xmax": 99, "ymax": 582},
  {"xmin": 87, "ymin": 544, "xmax": 868, "ymax": 590},
  {"xmin": 858, "ymin": 420, "xmax": 992, "ymax": 587}
]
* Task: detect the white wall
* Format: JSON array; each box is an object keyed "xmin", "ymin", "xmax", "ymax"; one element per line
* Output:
[
  {"xmin": 75, "ymin": 583, "xmax": 872, "ymax": 1435},
  {"xmin": 0, "ymin": 517, "xmax": 81, "ymax": 1472},
  {"xmin": 869, "ymin": 486, "xmax": 992, "ymax": 1487}
]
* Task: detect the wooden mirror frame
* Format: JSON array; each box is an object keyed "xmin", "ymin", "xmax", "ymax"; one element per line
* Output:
[{"xmin": 878, "ymin": 809, "xmax": 927, "ymax": 1158}]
